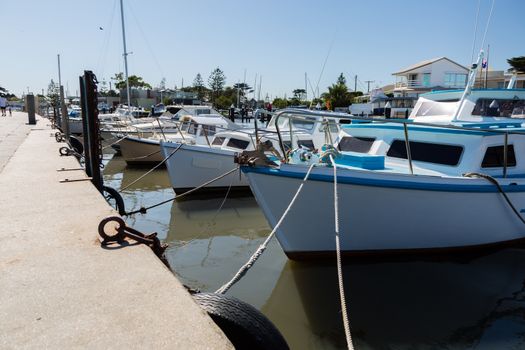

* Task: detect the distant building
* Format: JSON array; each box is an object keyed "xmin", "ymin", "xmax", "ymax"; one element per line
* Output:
[{"xmin": 392, "ymin": 57, "xmax": 469, "ymax": 97}]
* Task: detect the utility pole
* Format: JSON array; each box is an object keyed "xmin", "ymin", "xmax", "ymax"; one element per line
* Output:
[
  {"xmin": 484, "ymin": 44, "xmax": 490, "ymax": 89},
  {"xmin": 354, "ymin": 75, "xmax": 358, "ymax": 92},
  {"xmin": 364, "ymin": 80, "xmax": 375, "ymax": 93}
]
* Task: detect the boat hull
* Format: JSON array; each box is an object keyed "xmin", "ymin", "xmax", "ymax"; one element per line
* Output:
[
  {"xmin": 119, "ymin": 137, "xmax": 164, "ymax": 165},
  {"xmin": 243, "ymin": 165, "xmax": 525, "ymax": 259},
  {"xmin": 161, "ymin": 141, "xmax": 249, "ymax": 194}
]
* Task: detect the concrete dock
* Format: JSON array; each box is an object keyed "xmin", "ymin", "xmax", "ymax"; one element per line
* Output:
[{"xmin": 0, "ymin": 112, "xmax": 233, "ymax": 349}]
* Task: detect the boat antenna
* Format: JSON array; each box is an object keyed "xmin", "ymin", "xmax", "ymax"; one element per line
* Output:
[
  {"xmin": 479, "ymin": 0, "xmax": 496, "ymax": 52},
  {"xmin": 313, "ymin": 29, "xmax": 338, "ymax": 102},
  {"xmin": 119, "ymin": 0, "xmax": 131, "ymax": 110},
  {"xmin": 470, "ymin": 0, "xmax": 481, "ymax": 63},
  {"xmin": 452, "ymin": 50, "xmax": 484, "ymax": 122}
]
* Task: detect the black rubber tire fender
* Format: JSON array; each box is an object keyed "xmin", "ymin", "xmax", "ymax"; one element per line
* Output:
[{"xmin": 193, "ymin": 292, "xmax": 289, "ymax": 350}]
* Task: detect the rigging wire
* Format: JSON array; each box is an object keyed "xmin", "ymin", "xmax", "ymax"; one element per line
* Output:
[
  {"xmin": 96, "ymin": 0, "xmax": 118, "ymax": 80},
  {"xmin": 314, "ymin": 28, "xmax": 338, "ymax": 98},
  {"xmin": 126, "ymin": 0, "xmax": 166, "ymax": 80}
]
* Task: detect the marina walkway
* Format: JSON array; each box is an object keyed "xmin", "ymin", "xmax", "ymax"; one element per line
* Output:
[{"xmin": 0, "ymin": 113, "xmax": 233, "ymax": 349}]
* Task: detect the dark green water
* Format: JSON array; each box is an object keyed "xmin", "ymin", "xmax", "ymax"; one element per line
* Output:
[{"xmin": 103, "ymin": 153, "xmax": 525, "ymax": 350}]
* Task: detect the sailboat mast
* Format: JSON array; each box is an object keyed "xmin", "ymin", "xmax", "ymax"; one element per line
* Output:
[{"xmin": 119, "ymin": 0, "xmax": 131, "ymax": 109}]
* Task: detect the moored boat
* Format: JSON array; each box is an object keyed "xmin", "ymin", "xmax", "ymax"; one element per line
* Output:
[{"xmin": 239, "ymin": 53, "xmax": 525, "ymax": 259}]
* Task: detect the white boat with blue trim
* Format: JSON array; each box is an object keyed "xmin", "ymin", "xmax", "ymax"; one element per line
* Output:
[
  {"xmin": 160, "ymin": 111, "xmax": 350, "ymax": 193},
  {"xmin": 239, "ymin": 53, "xmax": 525, "ymax": 259}
]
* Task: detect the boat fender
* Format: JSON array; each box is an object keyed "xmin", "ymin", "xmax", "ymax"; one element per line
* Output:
[{"xmin": 193, "ymin": 292, "xmax": 289, "ymax": 350}]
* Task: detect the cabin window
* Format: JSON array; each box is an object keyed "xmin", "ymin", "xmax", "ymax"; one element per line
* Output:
[
  {"xmin": 212, "ymin": 137, "xmax": 225, "ymax": 146},
  {"xmin": 179, "ymin": 122, "xmax": 189, "ymax": 132},
  {"xmin": 195, "ymin": 109, "xmax": 211, "ymax": 115},
  {"xmin": 187, "ymin": 122, "xmax": 199, "ymax": 135},
  {"xmin": 319, "ymin": 121, "xmax": 339, "ymax": 133},
  {"xmin": 291, "ymin": 117, "xmax": 316, "ymax": 131},
  {"xmin": 227, "ymin": 138, "xmax": 250, "ymax": 150},
  {"xmin": 387, "ymin": 140, "xmax": 463, "ymax": 166},
  {"xmin": 338, "ymin": 136, "xmax": 375, "ymax": 153},
  {"xmin": 202, "ymin": 125, "xmax": 216, "ymax": 136},
  {"xmin": 472, "ymin": 98, "xmax": 525, "ymax": 118},
  {"xmin": 481, "ymin": 145, "xmax": 516, "ymax": 168},
  {"xmin": 297, "ymin": 139, "xmax": 314, "ymax": 150}
]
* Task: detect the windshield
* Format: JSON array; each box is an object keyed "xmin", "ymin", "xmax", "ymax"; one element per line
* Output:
[
  {"xmin": 472, "ymin": 98, "xmax": 525, "ymax": 118},
  {"xmin": 269, "ymin": 113, "xmax": 316, "ymax": 130},
  {"xmin": 414, "ymin": 101, "xmax": 457, "ymax": 117}
]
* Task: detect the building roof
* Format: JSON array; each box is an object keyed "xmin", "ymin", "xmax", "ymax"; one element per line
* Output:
[{"xmin": 392, "ymin": 57, "xmax": 469, "ymax": 75}]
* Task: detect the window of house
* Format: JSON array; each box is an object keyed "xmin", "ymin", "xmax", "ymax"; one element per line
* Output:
[
  {"xmin": 481, "ymin": 145, "xmax": 516, "ymax": 167},
  {"xmin": 337, "ymin": 136, "xmax": 375, "ymax": 153},
  {"xmin": 226, "ymin": 138, "xmax": 250, "ymax": 150},
  {"xmin": 387, "ymin": 140, "xmax": 463, "ymax": 166},
  {"xmin": 444, "ymin": 73, "xmax": 467, "ymax": 88},
  {"xmin": 422, "ymin": 73, "xmax": 431, "ymax": 87}
]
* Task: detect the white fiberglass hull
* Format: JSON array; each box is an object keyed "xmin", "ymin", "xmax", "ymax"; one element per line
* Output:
[
  {"xmin": 244, "ymin": 164, "xmax": 525, "ymax": 259},
  {"xmin": 119, "ymin": 136, "xmax": 164, "ymax": 165},
  {"xmin": 161, "ymin": 141, "xmax": 249, "ymax": 193}
]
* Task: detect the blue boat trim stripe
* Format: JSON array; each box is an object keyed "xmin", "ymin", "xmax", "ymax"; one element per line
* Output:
[{"xmin": 242, "ymin": 166, "xmax": 525, "ymax": 193}]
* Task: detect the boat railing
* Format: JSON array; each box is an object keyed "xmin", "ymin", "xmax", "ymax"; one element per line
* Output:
[{"xmin": 272, "ymin": 108, "xmax": 524, "ymax": 178}]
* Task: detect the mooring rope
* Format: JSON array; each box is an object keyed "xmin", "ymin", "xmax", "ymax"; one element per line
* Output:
[
  {"xmin": 125, "ymin": 149, "xmax": 161, "ymax": 161},
  {"xmin": 463, "ymin": 172, "xmax": 525, "ymax": 225},
  {"xmin": 102, "ymin": 135, "xmax": 126, "ymax": 150},
  {"xmin": 329, "ymin": 155, "xmax": 354, "ymax": 350},
  {"xmin": 119, "ymin": 143, "xmax": 183, "ymax": 193},
  {"xmin": 216, "ymin": 163, "xmax": 316, "ymax": 295},
  {"xmin": 212, "ymin": 168, "xmax": 236, "ymax": 221},
  {"xmin": 125, "ymin": 166, "xmax": 240, "ymax": 216}
]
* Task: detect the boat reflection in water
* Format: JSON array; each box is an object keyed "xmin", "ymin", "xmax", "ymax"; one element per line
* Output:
[
  {"xmin": 263, "ymin": 249, "xmax": 525, "ymax": 349},
  {"xmin": 165, "ymin": 194, "xmax": 286, "ymax": 293}
]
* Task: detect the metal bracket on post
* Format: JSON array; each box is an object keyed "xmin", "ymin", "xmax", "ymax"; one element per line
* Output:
[{"xmin": 98, "ymin": 216, "xmax": 169, "ymax": 264}]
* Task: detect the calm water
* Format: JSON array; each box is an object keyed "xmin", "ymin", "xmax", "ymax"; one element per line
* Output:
[{"xmin": 103, "ymin": 153, "xmax": 525, "ymax": 349}]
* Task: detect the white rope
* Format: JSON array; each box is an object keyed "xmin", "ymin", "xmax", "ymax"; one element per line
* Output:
[
  {"xmin": 329, "ymin": 155, "xmax": 354, "ymax": 350},
  {"xmin": 119, "ymin": 143, "xmax": 182, "ymax": 193},
  {"xmin": 216, "ymin": 163, "xmax": 316, "ymax": 295},
  {"xmin": 102, "ymin": 134, "xmax": 126, "ymax": 150}
]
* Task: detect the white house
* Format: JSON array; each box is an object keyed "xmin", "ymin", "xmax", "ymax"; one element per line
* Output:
[{"xmin": 392, "ymin": 57, "xmax": 469, "ymax": 97}]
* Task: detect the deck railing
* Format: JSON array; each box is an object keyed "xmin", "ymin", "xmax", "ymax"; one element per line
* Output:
[{"xmin": 269, "ymin": 108, "xmax": 519, "ymax": 178}]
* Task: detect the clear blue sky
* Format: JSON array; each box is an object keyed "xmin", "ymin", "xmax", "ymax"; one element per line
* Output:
[{"xmin": 1, "ymin": 0, "xmax": 524, "ymax": 99}]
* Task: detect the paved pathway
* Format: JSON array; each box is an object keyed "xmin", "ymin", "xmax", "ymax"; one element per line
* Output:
[
  {"xmin": 0, "ymin": 113, "xmax": 232, "ymax": 349},
  {"xmin": 0, "ymin": 111, "xmax": 34, "ymax": 172}
]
